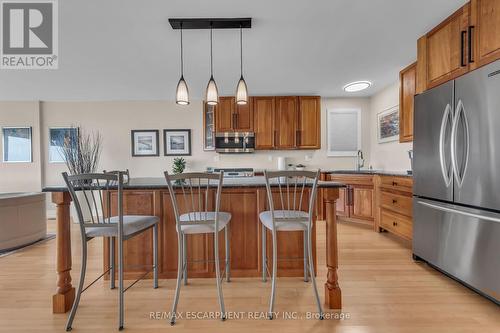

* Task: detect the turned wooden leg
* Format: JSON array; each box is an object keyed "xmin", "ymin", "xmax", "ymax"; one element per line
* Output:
[
  {"xmin": 52, "ymin": 192, "xmax": 75, "ymax": 314},
  {"xmin": 323, "ymin": 189, "xmax": 342, "ymax": 310}
]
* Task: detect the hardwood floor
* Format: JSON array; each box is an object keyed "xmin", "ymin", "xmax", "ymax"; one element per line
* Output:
[{"xmin": 0, "ymin": 220, "xmax": 498, "ymax": 332}]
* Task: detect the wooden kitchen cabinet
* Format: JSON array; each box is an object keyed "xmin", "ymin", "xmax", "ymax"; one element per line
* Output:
[
  {"xmin": 253, "ymin": 97, "xmax": 275, "ymax": 149},
  {"xmin": 424, "ymin": 3, "xmax": 470, "ymax": 89},
  {"xmin": 399, "ymin": 62, "xmax": 416, "ymax": 142},
  {"xmin": 297, "ymin": 96, "xmax": 321, "ymax": 149},
  {"xmin": 328, "ymin": 174, "xmax": 375, "ymax": 226},
  {"xmin": 470, "ymin": 0, "xmax": 500, "ymax": 68},
  {"xmin": 275, "ymin": 96, "xmax": 298, "ymax": 149},
  {"xmin": 215, "ymin": 96, "xmax": 254, "ymax": 133}
]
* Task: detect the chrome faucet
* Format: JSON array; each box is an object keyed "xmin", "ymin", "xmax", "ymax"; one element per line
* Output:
[{"xmin": 356, "ymin": 150, "xmax": 365, "ymax": 171}]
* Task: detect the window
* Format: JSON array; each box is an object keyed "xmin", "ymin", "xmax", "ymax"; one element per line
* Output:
[
  {"xmin": 2, "ymin": 127, "xmax": 33, "ymax": 162},
  {"xmin": 327, "ymin": 109, "xmax": 361, "ymax": 157}
]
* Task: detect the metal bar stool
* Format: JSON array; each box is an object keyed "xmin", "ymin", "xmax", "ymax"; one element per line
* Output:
[
  {"xmin": 260, "ymin": 170, "xmax": 323, "ymax": 319},
  {"xmin": 164, "ymin": 171, "xmax": 231, "ymax": 325},
  {"xmin": 63, "ymin": 172, "xmax": 159, "ymax": 331}
]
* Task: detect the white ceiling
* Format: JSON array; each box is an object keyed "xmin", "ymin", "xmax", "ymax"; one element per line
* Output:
[{"xmin": 0, "ymin": 0, "xmax": 466, "ymax": 101}]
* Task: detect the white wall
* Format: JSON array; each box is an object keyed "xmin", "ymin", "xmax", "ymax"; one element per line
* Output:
[
  {"xmin": 0, "ymin": 102, "xmax": 42, "ymax": 192},
  {"xmin": 369, "ymin": 83, "xmax": 413, "ymax": 171}
]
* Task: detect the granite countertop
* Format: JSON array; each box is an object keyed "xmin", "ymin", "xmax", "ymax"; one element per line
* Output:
[
  {"xmin": 42, "ymin": 176, "xmax": 346, "ymax": 192},
  {"xmin": 327, "ymin": 170, "xmax": 412, "ymax": 177}
]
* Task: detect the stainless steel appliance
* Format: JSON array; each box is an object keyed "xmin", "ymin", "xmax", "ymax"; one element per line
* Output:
[
  {"xmin": 215, "ymin": 132, "xmax": 255, "ymax": 153},
  {"xmin": 413, "ymin": 60, "xmax": 500, "ymax": 304},
  {"xmin": 207, "ymin": 167, "xmax": 254, "ymax": 178}
]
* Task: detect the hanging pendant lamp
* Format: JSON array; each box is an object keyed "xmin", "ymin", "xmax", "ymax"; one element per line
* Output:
[
  {"xmin": 176, "ymin": 22, "xmax": 189, "ymax": 105},
  {"xmin": 206, "ymin": 24, "xmax": 219, "ymax": 105},
  {"xmin": 235, "ymin": 25, "xmax": 248, "ymax": 104}
]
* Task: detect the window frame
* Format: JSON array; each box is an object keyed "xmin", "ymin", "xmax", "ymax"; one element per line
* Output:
[
  {"xmin": 327, "ymin": 108, "xmax": 361, "ymax": 157},
  {"xmin": 2, "ymin": 126, "xmax": 33, "ymax": 163}
]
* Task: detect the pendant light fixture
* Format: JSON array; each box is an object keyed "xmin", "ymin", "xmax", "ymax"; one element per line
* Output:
[
  {"xmin": 175, "ymin": 22, "xmax": 189, "ymax": 105},
  {"xmin": 205, "ymin": 24, "xmax": 219, "ymax": 105},
  {"xmin": 235, "ymin": 25, "xmax": 248, "ymax": 104}
]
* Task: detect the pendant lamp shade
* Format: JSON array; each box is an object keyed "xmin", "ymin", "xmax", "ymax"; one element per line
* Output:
[
  {"xmin": 176, "ymin": 75, "xmax": 189, "ymax": 105},
  {"xmin": 206, "ymin": 75, "xmax": 219, "ymax": 105},
  {"xmin": 176, "ymin": 23, "xmax": 189, "ymax": 105},
  {"xmin": 236, "ymin": 76, "xmax": 248, "ymax": 105}
]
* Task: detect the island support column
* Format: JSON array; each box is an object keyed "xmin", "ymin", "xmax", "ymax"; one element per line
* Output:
[
  {"xmin": 52, "ymin": 192, "xmax": 75, "ymax": 313},
  {"xmin": 323, "ymin": 188, "xmax": 342, "ymax": 309}
]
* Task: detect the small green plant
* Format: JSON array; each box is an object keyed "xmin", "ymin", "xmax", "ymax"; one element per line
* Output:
[{"xmin": 172, "ymin": 157, "xmax": 186, "ymax": 175}]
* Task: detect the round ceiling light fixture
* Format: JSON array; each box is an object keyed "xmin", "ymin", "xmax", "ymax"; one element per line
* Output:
[{"xmin": 343, "ymin": 81, "xmax": 372, "ymax": 93}]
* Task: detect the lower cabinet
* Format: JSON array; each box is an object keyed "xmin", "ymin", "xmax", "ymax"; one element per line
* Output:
[
  {"xmin": 374, "ymin": 175, "xmax": 414, "ymax": 240},
  {"xmin": 328, "ymin": 174, "xmax": 375, "ymax": 227}
]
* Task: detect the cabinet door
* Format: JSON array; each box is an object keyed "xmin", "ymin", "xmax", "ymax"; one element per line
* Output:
[
  {"xmin": 234, "ymin": 98, "xmax": 254, "ymax": 132},
  {"xmin": 336, "ymin": 187, "xmax": 349, "ymax": 217},
  {"xmin": 297, "ymin": 96, "xmax": 320, "ymax": 149},
  {"xmin": 215, "ymin": 97, "xmax": 235, "ymax": 132},
  {"xmin": 275, "ymin": 96, "xmax": 298, "ymax": 149},
  {"xmin": 349, "ymin": 186, "xmax": 374, "ymax": 222},
  {"xmin": 471, "ymin": 0, "xmax": 500, "ymax": 68},
  {"xmin": 399, "ymin": 62, "xmax": 416, "ymax": 142},
  {"xmin": 254, "ymin": 97, "xmax": 275, "ymax": 149},
  {"xmin": 425, "ymin": 4, "xmax": 470, "ymax": 89}
]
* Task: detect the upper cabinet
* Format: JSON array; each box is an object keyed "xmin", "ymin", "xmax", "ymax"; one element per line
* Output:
[
  {"xmin": 417, "ymin": 0, "xmax": 500, "ymax": 92},
  {"xmin": 253, "ymin": 97, "xmax": 276, "ymax": 149},
  {"xmin": 399, "ymin": 62, "xmax": 416, "ymax": 142},
  {"xmin": 470, "ymin": 0, "xmax": 500, "ymax": 68},
  {"xmin": 297, "ymin": 96, "xmax": 321, "ymax": 149},
  {"xmin": 275, "ymin": 96, "xmax": 298, "ymax": 149},
  {"xmin": 215, "ymin": 97, "xmax": 254, "ymax": 133}
]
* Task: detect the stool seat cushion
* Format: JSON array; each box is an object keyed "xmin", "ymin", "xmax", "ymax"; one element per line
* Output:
[
  {"xmin": 259, "ymin": 210, "xmax": 309, "ymax": 231},
  {"xmin": 85, "ymin": 215, "xmax": 159, "ymax": 238},
  {"xmin": 179, "ymin": 212, "xmax": 231, "ymax": 234}
]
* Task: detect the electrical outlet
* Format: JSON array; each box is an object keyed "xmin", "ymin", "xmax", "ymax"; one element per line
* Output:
[
  {"xmin": 268, "ymin": 155, "xmax": 273, "ymax": 162},
  {"xmin": 305, "ymin": 155, "xmax": 312, "ymax": 162}
]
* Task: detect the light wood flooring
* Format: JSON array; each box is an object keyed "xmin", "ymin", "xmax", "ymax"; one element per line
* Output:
[{"xmin": 0, "ymin": 220, "xmax": 498, "ymax": 332}]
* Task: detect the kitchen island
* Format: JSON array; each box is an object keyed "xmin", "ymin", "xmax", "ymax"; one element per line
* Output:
[{"xmin": 43, "ymin": 176, "xmax": 343, "ymax": 314}]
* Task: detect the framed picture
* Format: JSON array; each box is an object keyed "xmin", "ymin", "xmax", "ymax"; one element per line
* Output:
[
  {"xmin": 377, "ymin": 106, "xmax": 400, "ymax": 143},
  {"xmin": 49, "ymin": 127, "xmax": 79, "ymax": 163},
  {"xmin": 2, "ymin": 127, "xmax": 32, "ymax": 163},
  {"xmin": 131, "ymin": 130, "xmax": 159, "ymax": 157},
  {"xmin": 164, "ymin": 129, "xmax": 191, "ymax": 156}
]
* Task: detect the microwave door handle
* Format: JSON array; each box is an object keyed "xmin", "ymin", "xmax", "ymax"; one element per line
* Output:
[{"xmin": 439, "ymin": 103, "xmax": 452, "ymax": 187}]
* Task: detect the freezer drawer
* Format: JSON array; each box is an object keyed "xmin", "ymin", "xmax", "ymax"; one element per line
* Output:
[{"xmin": 413, "ymin": 198, "xmax": 500, "ymax": 304}]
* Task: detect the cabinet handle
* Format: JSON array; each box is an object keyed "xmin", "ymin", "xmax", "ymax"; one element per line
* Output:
[
  {"xmin": 392, "ymin": 181, "xmax": 398, "ymax": 186},
  {"xmin": 232, "ymin": 113, "xmax": 236, "ymax": 129},
  {"xmin": 468, "ymin": 26, "xmax": 475, "ymax": 63},
  {"xmin": 296, "ymin": 130, "xmax": 300, "ymax": 146},
  {"xmin": 274, "ymin": 131, "xmax": 278, "ymax": 147},
  {"xmin": 460, "ymin": 30, "xmax": 467, "ymax": 67},
  {"xmin": 392, "ymin": 199, "xmax": 397, "ymax": 204},
  {"xmin": 393, "ymin": 221, "xmax": 398, "ymax": 226}
]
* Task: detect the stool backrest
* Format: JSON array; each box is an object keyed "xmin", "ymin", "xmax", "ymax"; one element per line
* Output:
[
  {"xmin": 263, "ymin": 170, "xmax": 320, "ymax": 227},
  {"xmin": 164, "ymin": 172, "xmax": 224, "ymax": 233},
  {"xmin": 62, "ymin": 172, "xmax": 124, "ymax": 235}
]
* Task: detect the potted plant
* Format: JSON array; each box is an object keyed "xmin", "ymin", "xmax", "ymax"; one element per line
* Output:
[{"xmin": 172, "ymin": 157, "xmax": 186, "ymax": 185}]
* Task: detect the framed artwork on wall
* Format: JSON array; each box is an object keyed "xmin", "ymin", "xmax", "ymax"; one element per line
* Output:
[
  {"xmin": 49, "ymin": 127, "xmax": 79, "ymax": 163},
  {"xmin": 377, "ymin": 106, "xmax": 400, "ymax": 143},
  {"xmin": 2, "ymin": 127, "xmax": 32, "ymax": 163},
  {"xmin": 164, "ymin": 129, "xmax": 191, "ymax": 156},
  {"xmin": 131, "ymin": 130, "xmax": 159, "ymax": 157}
]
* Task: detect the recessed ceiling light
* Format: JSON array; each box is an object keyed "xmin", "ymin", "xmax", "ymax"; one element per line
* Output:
[{"xmin": 343, "ymin": 81, "xmax": 372, "ymax": 93}]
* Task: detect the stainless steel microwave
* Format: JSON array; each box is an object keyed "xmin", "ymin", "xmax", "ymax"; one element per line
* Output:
[{"xmin": 215, "ymin": 132, "xmax": 255, "ymax": 153}]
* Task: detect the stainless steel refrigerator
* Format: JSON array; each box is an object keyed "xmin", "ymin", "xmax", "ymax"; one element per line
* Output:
[{"xmin": 413, "ymin": 60, "xmax": 500, "ymax": 304}]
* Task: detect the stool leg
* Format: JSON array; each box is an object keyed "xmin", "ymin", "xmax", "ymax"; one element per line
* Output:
[
  {"xmin": 307, "ymin": 225, "xmax": 323, "ymax": 319},
  {"xmin": 225, "ymin": 224, "xmax": 231, "ymax": 282},
  {"xmin": 153, "ymin": 224, "xmax": 158, "ymax": 289},
  {"xmin": 118, "ymin": 234, "xmax": 124, "ymax": 330},
  {"xmin": 268, "ymin": 229, "xmax": 277, "ymax": 320},
  {"xmin": 65, "ymin": 239, "xmax": 88, "ymax": 331},
  {"xmin": 303, "ymin": 230, "xmax": 309, "ymax": 282},
  {"xmin": 182, "ymin": 233, "xmax": 187, "ymax": 285},
  {"xmin": 170, "ymin": 232, "xmax": 183, "ymax": 325},
  {"xmin": 214, "ymin": 229, "xmax": 226, "ymax": 320},
  {"xmin": 110, "ymin": 237, "xmax": 115, "ymax": 289},
  {"xmin": 262, "ymin": 225, "xmax": 267, "ymax": 282}
]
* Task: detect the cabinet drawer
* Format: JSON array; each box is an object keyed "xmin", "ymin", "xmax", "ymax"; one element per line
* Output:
[
  {"xmin": 380, "ymin": 191, "xmax": 413, "ymax": 217},
  {"xmin": 380, "ymin": 209, "xmax": 412, "ymax": 240},
  {"xmin": 380, "ymin": 176, "xmax": 413, "ymax": 193}
]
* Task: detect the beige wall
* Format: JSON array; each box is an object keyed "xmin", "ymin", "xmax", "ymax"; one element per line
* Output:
[
  {"xmin": 1, "ymin": 98, "xmax": 371, "ymax": 192},
  {"xmin": 369, "ymin": 83, "xmax": 413, "ymax": 171},
  {"xmin": 0, "ymin": 101, "xmax": 42, "ymax": 192}
]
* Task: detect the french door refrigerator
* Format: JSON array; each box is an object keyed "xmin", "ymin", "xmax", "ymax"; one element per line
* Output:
[{"xmin": 413, "ymin": 60, "xmax": 500, "ymax": 304}]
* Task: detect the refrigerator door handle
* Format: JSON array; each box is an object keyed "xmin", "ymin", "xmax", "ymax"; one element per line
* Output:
[
  {"xmin": 417, "ymin": 199, "xmax": 500, "ymax": 224},
  {"xmin": 439, "ymin": 103, "xmax": 453, "ymax": 187},
  {"xmin": 451, "ymin": 99, "xmax": 470, "ymax": 188}
]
